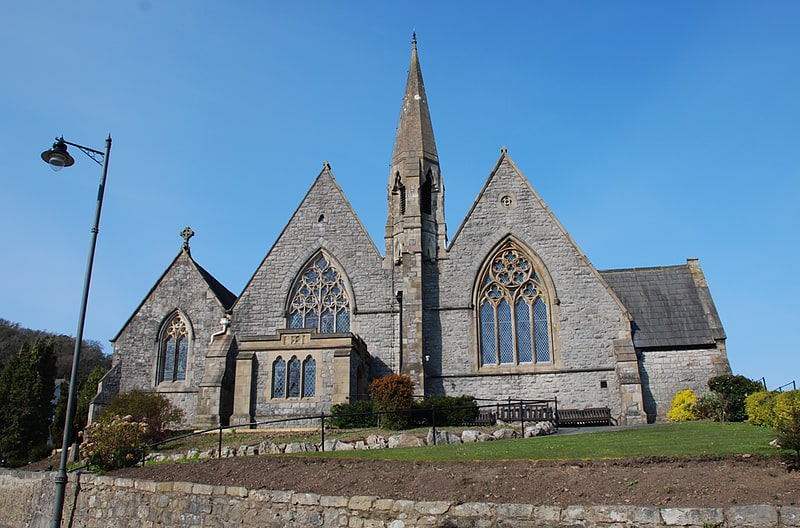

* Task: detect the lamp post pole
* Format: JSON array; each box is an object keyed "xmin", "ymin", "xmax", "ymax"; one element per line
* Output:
[{"xmin": 43, "ymin": 135, "xmax": 112, "ymax": 528}]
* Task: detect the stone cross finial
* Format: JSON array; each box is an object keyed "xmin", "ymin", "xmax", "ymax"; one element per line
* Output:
[{"xmin": 181, "ymin": 226, "xmax": 195, "ymax": 252}]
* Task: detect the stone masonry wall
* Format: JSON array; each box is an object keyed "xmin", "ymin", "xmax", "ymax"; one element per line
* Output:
[
  {"xmin": 438, "ymin": 156, "xmax": 636, "ymax": 416},
  {"xmin": 639, "ymin": 346, "xmax": 733, "ymax": 422},
  {"xmin": 1, "ymin": 470, "xmax": 797, "ymax": 528},
  {"xmin": 232, "ymin": 169, "xmax": 398, "ymax": 380},
  {"xmin": 111, "ymin": 251, "xmax": 230, "ymax": 427}
]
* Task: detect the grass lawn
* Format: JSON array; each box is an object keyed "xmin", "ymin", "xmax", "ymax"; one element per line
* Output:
[{"xmin": 302, "ymin": 422, "xmax": 779, "ymax": 462}]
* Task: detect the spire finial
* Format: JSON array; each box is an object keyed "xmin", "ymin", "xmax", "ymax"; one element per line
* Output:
[
  {"xmin": 412, "ymin": 31, "xmax": 417, "ymax": 49},
  {"xmin": 181, "ymin": 226, "xmax": 195, "ymax": 253}
]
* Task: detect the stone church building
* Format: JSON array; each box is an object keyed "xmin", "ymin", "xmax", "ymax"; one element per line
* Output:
[{"xmin": 93, "ymin": 39, "xmax": 730, "ymax": 428}]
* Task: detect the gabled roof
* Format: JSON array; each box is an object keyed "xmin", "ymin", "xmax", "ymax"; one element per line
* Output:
[
  {"xmin": 600, "ymin": 261, "xmax": 725, "ymax": 349},
  {"xmin": 111, "ymin": 247, "xmax": 236, "ymax": 342},
  {"xmin": 391, "ymin": 34, "xmax": 438, "ymax": 165}
]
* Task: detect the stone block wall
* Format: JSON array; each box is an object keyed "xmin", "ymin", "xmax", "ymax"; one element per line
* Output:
[
  {"xmin": 638, "ymin": 346, "xmax": 733, "ymax": 422},
  {"xmin": 2, "ymin": 470, "xmax": 798, "ymax": 528}
]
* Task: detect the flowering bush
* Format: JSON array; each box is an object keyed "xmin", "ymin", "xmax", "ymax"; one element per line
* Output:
[
  {"xmin": 668, "ymin": 389, "xmax": 698, "ymax": 422},
  {"xmin": 79, "ymin": 415, "xmax": 148, "ymax": 471}
]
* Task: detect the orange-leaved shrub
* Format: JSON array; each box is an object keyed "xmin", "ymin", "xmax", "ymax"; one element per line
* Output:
[{"xmin": 369, "ymin": 373, "xmax": 415, "ymax": 430}]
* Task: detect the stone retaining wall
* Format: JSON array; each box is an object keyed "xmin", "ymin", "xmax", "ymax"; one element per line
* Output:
[{"xmin": 1, "ymin": 469, "xmax": 798, "ymax": 527}]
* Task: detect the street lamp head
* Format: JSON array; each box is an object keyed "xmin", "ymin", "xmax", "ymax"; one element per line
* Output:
[{"xmin": 41, "ymin": 137, "xmax": 75, "ymax": 171}]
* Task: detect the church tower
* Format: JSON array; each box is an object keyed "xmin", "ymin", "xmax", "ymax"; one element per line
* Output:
[{"xmin": 385, "ymin": 35, "xmax": 447, "ymax": 394}]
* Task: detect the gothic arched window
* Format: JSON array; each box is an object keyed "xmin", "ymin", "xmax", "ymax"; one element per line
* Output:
[
  {"xmin": 477, "ymin": 241, "xmax": 552, "ymax": 367},
  {"xmin": 302, "ymin": 356, "xmax": 316, "ymax": 397},
  {"xmin": 288, "ymin": 254, "xmax": 350, "ymax": 333},
  {"xmin": 272, "ymin": 357, "xmax": 286, "ymax": 398},
  {"xmin": 158, "ymin": 314, "xmax": 189, "ymax": 383}
]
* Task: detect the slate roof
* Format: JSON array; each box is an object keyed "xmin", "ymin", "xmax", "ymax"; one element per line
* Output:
[
  {"xmin": 599, "ymin": 263, "xmax": 724, "ymax": 349},
  {"xmin": 194, "ymin": 260, "xmax": 237, "ymax": 311}
]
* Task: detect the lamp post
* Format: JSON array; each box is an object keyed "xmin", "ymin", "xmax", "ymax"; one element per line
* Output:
[{"xmin": 41, "ymin": 135, "xmax": 112, "ymax": 528}]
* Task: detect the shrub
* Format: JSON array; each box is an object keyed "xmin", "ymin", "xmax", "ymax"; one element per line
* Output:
[
  {"xmin": 80, "ymin": 415, "xmax": 148, "ymax": 471},
  {"xmin": 369, "ymin": 374, "xmax": 415, "ymax": 430},
  {"xmin": 774, "ymin": 390, "xmax": 800, "ymax": 428},
  {"xmin": 707, "ymin": 375, "xmax": 765, "ymax": 422},
  {"xmin": 745, "ymin": 391, "xmax": 777, "ymax": 427},
  {"xmin": 775, "ymin": 391, "xmax": 800, "ymax": 467},
  {"xmin": 329, "ymin": 400, "xmax": 378, "ymax": 429},
  {"xmin": 100, "ymin": 390, "xmax": 184, "ymax": 442},
  {"xmin": 412, "ymin": 395, "xmax": 480, "ymax": 427},
  {"xmin": 696, "ymin": 392, "xmax": 724, "ymax": 421},
  {"xmin": 668, "ymin": 389, "xmax": 699, "ymax": 422}
]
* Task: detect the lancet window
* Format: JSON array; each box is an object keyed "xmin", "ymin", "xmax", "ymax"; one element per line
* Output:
[
  {"xmin": 271, "ymin": 355, "xmax": 316, "ymax": 399},
  {"xmin": 288, "ymin": 254, "xmax": 350, "ymax": 333},
  {"xmin": 477, "ymin": 241, "xmax": 552, "ymax": 366},
  {"xmin": 158, "ymin": 313, "xmax": 189, "ymax": 383}
]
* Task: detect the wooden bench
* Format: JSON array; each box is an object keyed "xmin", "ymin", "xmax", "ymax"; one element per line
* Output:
[{"xmin": 556, "ymin": 407, "xmax": 613, "ymax": 427}]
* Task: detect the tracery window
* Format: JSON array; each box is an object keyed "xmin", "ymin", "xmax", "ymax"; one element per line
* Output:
[
  {"xmin": 288, "ymin": 254, "xmax": 350, "ymax": 333},
  {"xmin": 158, "ymin": 314, "xmax": 189, "ymax": 383},
  {"xmin": 478, "ymin": 241, "xmax": 552, "ymax": 366},
  {"xmin": 271, "ymin": 355, "xmax": 316, "ymax": 398}
]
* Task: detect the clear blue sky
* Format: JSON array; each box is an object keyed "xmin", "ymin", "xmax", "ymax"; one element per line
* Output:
[{"xmin": 2, "ymin": 2, "xmax": 798, "ymax": 390}]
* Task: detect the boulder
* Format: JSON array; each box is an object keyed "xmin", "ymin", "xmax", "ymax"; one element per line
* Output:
[
  {"xmin": 524, "ymin": 421, "xmax": 556, "ymax": 438},
  {"xmin": 427, "ymin": 429, "xmax": 462, "ymax": 445},
  {"xmin": 388, "ymin": 433, "xmax": 424, "ymax": 448},
  {"xmin": 461, "ymin": 430, "xmax": 480, "ymax": 443},
  {"xmin": 492, "ymin": 428, "xmax": 518, "ymax": 440},
  {"xmin": 284, "ymin": 441, "xmax": 315, "ymax": 453},
  {"xmin": 323, "ymin": 439, "xmax": 355, "ymax": 451}
]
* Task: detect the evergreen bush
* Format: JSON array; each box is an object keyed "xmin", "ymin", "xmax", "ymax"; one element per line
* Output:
[
  {"xmin": 329, "ymin": 400, "xmax": 377, "ymax": 429},
  {"xmin": 668, "ymin": 389, "xmax": 698, "ymax": 422},
  {"xmin": 412, "ymin": 395, "xmax": 479, "ymax": 426},
  {"xmin": 706, "ymin": 374, "xmax": 764, "ymax": 422}
]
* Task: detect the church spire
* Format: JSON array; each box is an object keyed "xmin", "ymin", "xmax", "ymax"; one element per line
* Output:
[{"xmin": 392, "ymin": 33, "xmax": 438, "ymax": 165}]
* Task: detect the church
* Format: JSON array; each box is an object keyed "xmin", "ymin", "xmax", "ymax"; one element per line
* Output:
[{"xmin": 92, "ymin": 38, "xmax": 731, "ymax": 428}]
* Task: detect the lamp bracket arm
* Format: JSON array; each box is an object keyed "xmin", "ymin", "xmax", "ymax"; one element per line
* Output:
[{"xmin": 58, "ymin": 137, "xmax": 105, "ymax": 166}]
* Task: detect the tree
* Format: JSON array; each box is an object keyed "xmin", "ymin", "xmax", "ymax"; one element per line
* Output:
[
  {"xmin": 50, "ymin": 364, "xmax": 108, "ymax": 446},
  {"xmin": 0, "ymin": 340, "xmax": 57, "ymax": 466},
  {"xmin": 0, "ymin": 318, "xmax": 110, "ymax": 385}
]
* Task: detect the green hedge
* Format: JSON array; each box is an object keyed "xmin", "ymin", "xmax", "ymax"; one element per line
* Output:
[
  {"xmin": 328, "ymin": 400, "xmax": 377, "ymax": 429},
  {"xmin": 412, "ymin": 395, "xmax": 479, "ymax": 427}
]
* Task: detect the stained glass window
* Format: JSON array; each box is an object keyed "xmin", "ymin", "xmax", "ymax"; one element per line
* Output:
[
  {"xmin": 477, "ymin": 241, "xmax": 552, "ymax": 367},
  {"xmin": 288, "ymin": 254, "xmax": 351, "ymax": 333},
  {"xmin": 287, "ymin": 357, "xmax": 301, "ymax": 398},
  {"xmin": 158, "ymin": 315, "xmax": 189, "ymax": 383}
]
